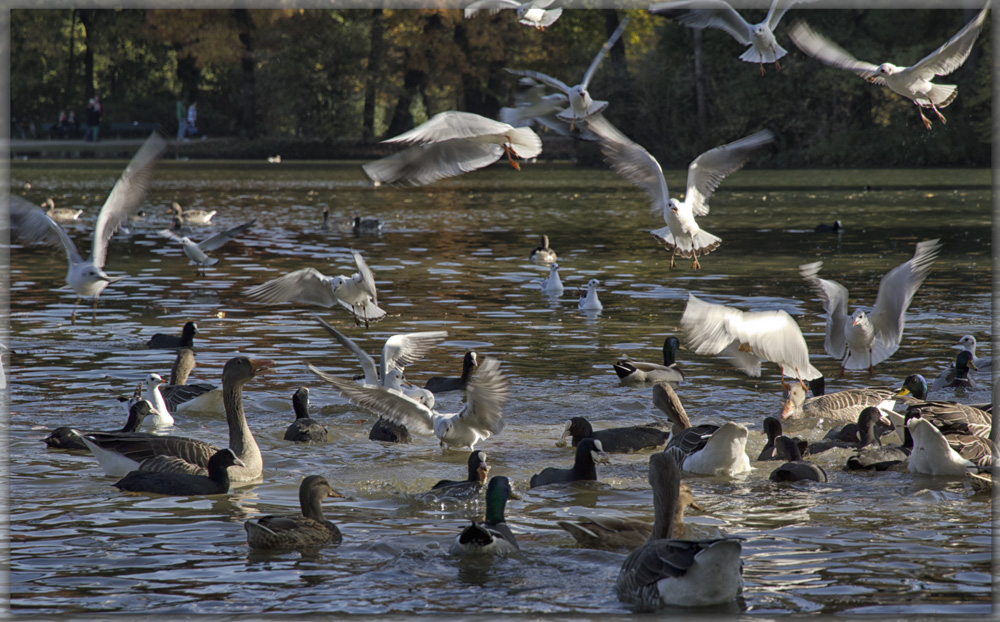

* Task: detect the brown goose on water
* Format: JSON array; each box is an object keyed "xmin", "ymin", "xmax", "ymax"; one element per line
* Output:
[{"xmin": 245, "ymin": 475, "xmax": 344, "ymax": 550}]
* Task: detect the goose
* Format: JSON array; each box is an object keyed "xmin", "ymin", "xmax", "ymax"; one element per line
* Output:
[
  {"xmin": 430, "ymin": 450, "xmax": 489, "ymax": 496},
  {"xmin": 9, "ymin": 133, "xmax": 166, "ymax": 320},
  {"xmin": 353, "ymin": 214, "xmax": 382, "ymax": 236},
  {"xmin": 654, "ymin": 382, "xmax": 751, "ymax": 477},
  {"xmin": 78, "ymin": 356, "xmax": 273, "ymax": 481},
  {"xmin": 769, "ymin": 436, "xmax": 828, "ymax": 483},
  {"xmin": 43, "ymin": 197, "xmax": 83, "ymax": 222},
  {"xmin": 424, "ymin": 351, "xmax": 478, "ymax": 395},
  {"xmin": 245, "ymin": 475, "xmax": 344, "ymax": 550},
  {"xmin": 613, "ymin": 336, "xmax": 684, "ymax": 385},
  {"xmin": 158, "ymin": 218, "xmax": 256, "ymax": 272},
  {"xmin": 530, "ymin": 235, "xmax": 557, "ymax": 265},
  {"xmin": 578, "ymin": 279, "xmax": 602, "ymax": 311},
  {"xmin": 449, "ymin": 476, "xmax": 520, "ymax": 556},
  {"xmin": 530, "ymin": 437, "xmax": 610, "ymax": 488},
  {"xmin": 158, "ymin": 347, "xmax": 223, "ymax": 414},
  {"xmin": 362, "ymin": 111, "xmax": 543, "ymax": 187},
  {"xmin": 506, "ymin": 16, "xmax": 630, "ymax": 131},
  {"xmin": 788, "ymin": 7, "xmax": 990, "ymax": 129},
  {"xmin": 599, "ymin": 128, "xmax": 774, "ymax": 270},
  {"xmin": 539, "ymin": 263, "xmax": 563, "ymax": 296},
  {"xmin": 167, "ymin": 201, "xmax": 216, "ymax": 225},
  {"xmin": 283, "ymin": 387, "xmax": 327, "ymax": 443},
  {"xmin": 780, "ymin": 381, "xmax": 897, "ymax": 423},
  {"xmin": 310, "ymin": 357, "xmax": 509, "ymax": 450},
  {"xmin": 615, "ymin": 452, "xmax": 743, "ymax": 609},
  {"xmin": 651, "ymin": 0, "xmax": 798, "ymax": 74},
  {"xmin": 558, "ymin": 481, "xmax": 701, "ymax": 550},
  {"xmin": 113, "ymin": 448, "xmax": 244, "ymax": 496},
  {"xmin": 312, "ymin": 316, "xmax": 445, "ymax": 406},
  {"xmin": 556, "ymin": 416, "xmax": 670, "ymax": 454},
  {"xmin": 143, "ymin": 373, "xmax": 174, "ymax": 427},
  {"xmin": 465, "ymin": 0, "xmax": 562, "ymax": 30},
  {"xmin": 245, "ymin": 251, "xmax": 387, "ymax": 326},
  {"xmin": 680, "ymin": 294, "xmax": 821, "ymax": 389},
  {"xmin": 45, "ymin": 399, "xmax": 151, "ymax": 451},
  {"xmin": 906, "ymin": 417, "xmax": 978, "ymax": 476},
  {"xmin": 800, "ymin": 239, "xmax": 941, "ymax": 376},
  {"xmin": 146, "ymin": 321, "xmax": 198, "ymax": 350}
]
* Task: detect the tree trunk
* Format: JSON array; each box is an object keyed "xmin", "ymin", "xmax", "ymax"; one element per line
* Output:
[
  {"xmin": 234, "ymin": 9, "xmax": 257, "ymax": 139},
  {"xmin": 362, "ymin": 9, "xmax": 383, "ymax": 141},
  {"xmin": 384, "ymin": 67, "xmax": 425, "ymax": 138},
  {"xmin": 65, "ymin": 9, "xmax": 76, "ymax": 111},
  {"xmin": 692, "ymin": 29, "xmax": 706, "ymax": 133},
  {"xmin": 78, "ymin": 9, "xmax": 94, "ymax": 101}
]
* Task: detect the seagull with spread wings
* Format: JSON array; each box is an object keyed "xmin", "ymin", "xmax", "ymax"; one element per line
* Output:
[
  {"xmin": 158, "ymin": 218, "xmax": 256, "ymax": 273},
  {"xmin": 464, "ymin": 0, "xmax": 562, "ymax": 30}
]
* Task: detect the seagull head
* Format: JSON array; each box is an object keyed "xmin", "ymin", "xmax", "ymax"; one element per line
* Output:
[
  {"xmin": 146, "ymin": 373, "xmax": 164, "ymax": 387},
  {"xmin": 874, "ymin": 63, "xmax": 899, "ymax": 79},
  {"xmin": 669, "ymin": 198, "xmax": 681, "ymax": 214},
  {"xmin": 851, "ymin": 309, "xmax": 868, "ymax": 326}
]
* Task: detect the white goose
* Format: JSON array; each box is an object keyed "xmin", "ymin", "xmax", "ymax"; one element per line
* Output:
[{"xmin": 654, "ymin": 382, "xmax": 751, "ymax": 477}]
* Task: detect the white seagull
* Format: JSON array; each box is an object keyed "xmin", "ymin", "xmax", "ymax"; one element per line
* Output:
[
  {"xmin": 956, "ymin": 335, "xmax": 991, "ymax": 374},
  {"xmin": 464, "ymin": 0, "xmax": 562, "ymax": 29},
  {"xmin": 680, "ymin": 293, "xmax": 821, "ymax": 389},
  {"xmin": 158, "ymin": 218, "xmax": 256, "ymax": 272},
  {"xmin": 362, "ymin": 111, "xmax": 543, "ymax": 187},
  {"xmin": 578, "ymin": 279, "xmax": 603, "ymax": 311},
  {"xmin": 599, "ymin": 128, "xmax": 775, "ymax": 270},
  {"xmin": 144, "ymin": 373, "xmax": 174, "ymax": 427},
  {"xmin": 540, "ymin": 263, "xmax": 564, "ymax": 297},
  {"xmin": 787, "ymin": 6, "xmax": 990, "ymax": 129},
  {"xmin": 9, "ymin": 132, "xmax": 166, "ymax": 320},
  {"xmin": 309, "ymin": 357, "xmax": 509, "ymax": 450},
  {"xmin": 506, "ymin": 16, "xmax": 630, "ymax": 131},
  {"xmin": 799, "ymin": 239, "xmax": 942, "ymax": 377},
  {"xmin": 651, "ymin": 0, "xmax": 801, "ymax": 74},
  {"xmin": 312, "ymin": 315, "xmax": 446, "ymax": 408},
  {"xmin": 245, "ymin": 251, "xmax": 387, "ymax": 326}
]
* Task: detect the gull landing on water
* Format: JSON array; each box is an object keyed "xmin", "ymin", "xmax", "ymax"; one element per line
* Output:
[
  {"xmin": 158, "ymin": 218, "xmax": 256, "ymax": 274},
  {"xmin": 362, "ymin": 111, "xmax": 542, "ymax": 187}
]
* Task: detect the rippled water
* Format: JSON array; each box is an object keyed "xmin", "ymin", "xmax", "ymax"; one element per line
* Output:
[{"xmin": 8, "ymin": 160, "xmax": 993, "ymax": 615}]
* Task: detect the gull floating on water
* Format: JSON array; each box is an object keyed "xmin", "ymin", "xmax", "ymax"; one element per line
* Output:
[
  {"xmin": 651, "ymin": 0, "xmax": 802, "ymax": 74},
  {"xmin": 362, "ymin": 111, "xmax": 542, "ymax": 187},
  {"xmin": 245, "ymin": 250, "xmax": 387, "ymax": 326},
  {"xmin": 506, "ymin": 15, "xmax": 630, "ymax": 131},
  {"xmin": 799, "ymin": 238, "xmax": 942, "ymax": 376},
  {"xmin": 158, "ymin": 218, "xmax": 256, "ymax": 272},
  {"xmin": 680, "ymin": 293, "xmax": 821, "ymax": 388},
  {"xmin": 599, "ymin": 128, "xmax": 774, "ymax": 269},
  {"xmin": 539, "ymin": 263, "xmax": 564, "ymax": 297},
  {"xmin": 464, "ymin": 0, "xmax": 562, "ymax": 29},
  {"xmin": 9, "ymin": 132, "xmax": 166, "ymax": 320},
  {"xmin": 788, "ymin": 6, "xmax": 990, "ymax": 129},
  {"xmin": 578, "ymin": 279, "xmax": 603, "ymax": 311}
]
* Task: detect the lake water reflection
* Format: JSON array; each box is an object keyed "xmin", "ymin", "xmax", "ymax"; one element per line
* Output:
[{"xmin": 7, "ymin": 160, "xmax": 993, "ymax": 615}]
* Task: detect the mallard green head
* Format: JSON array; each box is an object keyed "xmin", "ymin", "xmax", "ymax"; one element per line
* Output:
[{"xmin": 896, "ymin": 374, "xmax": 928, "ymax": 400}]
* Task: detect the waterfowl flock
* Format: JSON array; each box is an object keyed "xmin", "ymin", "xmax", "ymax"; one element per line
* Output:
[{"xmin": 11, "ymin": 4, "xmax": 994, "ymax": 616}]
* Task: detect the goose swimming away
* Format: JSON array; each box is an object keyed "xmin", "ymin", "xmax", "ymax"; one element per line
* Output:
[
  {"xmin": 530, "ymin": 437, "xmax": 610, "ymax": 488},
  {"xmin": 424, "ymin": 351, "xmax": 478, "ymax": 395},
  {"xmin": 464, "ymin": 0, "xmax": 562, "ymax": 30},
  {"xmin": 788, "ymin": 7, "xmax": 990, "ymax": 129},
  {"xmin": 146, "ymin": 321, "xmax": 198, "ymax": 350},
  {"xmin": 506, "ymin": 16, "xmax": 630, "ymax": 131},
  {"xmin": 529, "ymin": 235, "xmax": 557, "ymax": 265},
  {"xmin": 556, "ymin": 416, "xmax": 670, "ymax": 454},
  {"xmin": 578, "ymin": 279, "xmax": 602, "ymax": 311},
  {"xmin": 362, "ymin": 111, "xmax": 543, "ymax": 187},
  {"xmin": 615, "ymin": 452, "xmax": 744, "ymax": 609},
  {"xmin": 655, "ymin": 382, "xmax": 751, "ymax": 477},
  {"xmin": 613, "ymin": 336, "xmax": 684, "ymax": 385},
  {"xmin": 45, "ymin": 399, "xmax": 152, "ymax": 451},
  {"xmin": 599, "ymin": 128, "xmax": 774, "ymax": 269},
  {"xmin": 800, "ymin": 239, "xmax": 942, "ymax": 376},
  {"xmin": 245, "ymin": 251, "xmax": 387, "ymax": 326},
  {"xmin": 539, "ymin": 263, "xmax": 564, "ymax": 297},
  {"xmin": 283, "ymin": 387, "xmax": 328, "ymax": 443},
  {"xmin": 167, "ymin": 201, "xmax": 216, "ymax": 225},
  {"xmin": 245, "ymin": 475, "xmax": 344, "ymax": 550},
  {"xmin": 113, "ymin": 448, "xmax": 244, "ymax": 496},
  {"xmin": 9, "ymin": 132, "xmax": 166, "ymax": 321},
  {"xmin": 158, "ymin": 218, "xmax": 256, "ymax": 272},
  {"xmin": 430, "ymin": 450, "xmax": 489, "ymax": 497},
  {"xmin": 310, "ymin": 357, "xmax": 509, "ymax": 450},
  {"xmin": 680, "ymin": 293, "xmax": 821, "ymax": 388},
  {"xmin": 449, "ymin": 476, "xmax": 520, "ymax": 556},
  {"xmin": 651, "ymin": 0, "xmax": 801, "ymax": 74},
  {"xmin": 78, "ymin": 356, "xmax": 273, "ymax": 482},
  {"xmin": 43, "ymin": 197, "xmax": 83, "ymax": 222}
]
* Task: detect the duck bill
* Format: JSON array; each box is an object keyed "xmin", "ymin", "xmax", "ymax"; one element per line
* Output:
[
  {"xmin": 250, "ymin": 359, "xmax": 276, "ymax": 375},
  {"xmin": 894, "ymin": 387, "xmax": 911, "ymax": 398},
  {"xmin": 328, "ymin": 489, "xmax": 345, "ymax": 498},
  {"xmin": 779, "ymin": 398, "xmax": 796, "ymax": 420},
  {"xmin": 555, "ymin": 427, "xmax": 570, "ymax": 448},
  {"xmin": 689, "ymin": 498, "xmax": 705, "ymax": 511}
]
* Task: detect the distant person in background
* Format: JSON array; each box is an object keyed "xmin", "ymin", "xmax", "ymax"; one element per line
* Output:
[
  {"xmin": 186, "ymin": 100, "xmax": 198, "ymax": 138},
  {"xmin": 54, "ymin": 111, "xmax": 68, "ymax": 139},
  {"xmin": 85, "ymin": 95, "xmax": 102, "ymax": 142},
  {"xmin": 176, "ymin": 97, "xmax": 188, "ymax": 140},
  {"xmin": 67, "ymin": 111, "xmax": 78, "ymax": 137}
]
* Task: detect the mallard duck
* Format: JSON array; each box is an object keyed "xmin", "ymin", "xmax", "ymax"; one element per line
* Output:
[
  {"xmin": 613, "ymin": 336, "xmax": 684, "ymax": 385},
  {"xmin": 146, "ymin": 321, "xmax": 198, "ymax": 350},
  {"xmin": 577, "ymin": 279, "xmax": 602, "ymax": 311},
  {"xmin": 555, "ymin": 416, "xmax": 670, "ymax": 454},
  {"xmin": 780, "ymin": 380, "xmax": 896, "ymax": 423},
  {"xmin": 654, "ymin": 382, "xmax": 751, "ymax": 476},
  {"xmin": 558, "ymin": 481, "xmax": 701, "ymax": 550},
  {"xmin": 430, "ymin": 450, "xmax": 489, "ymax": 496},
  {"xmin": 43, "ymin": 197, "xmax": 83, "ymax": 222},
  {"xmin": 769, "ymin": 436, "xmax": 828, "ymax": 483},
  {"xmin": 283, "ymin": 387, "xmax": 327, "ymax": 443},
  {"xmin": 114, "ymin": 448, "xmax": 244, "ymax": 496},
  {"xmin": 799, "ymin": 239, "xmax": 942, "ymax": 376},
  {"xmin": 158, "ymin": 347, "xmax": 222, "ymax": 414},
  {"xmin": 896, "ymin": 374, "xmax": 991, "ymax": 440},
  {"xmin": 245, "ymin": 475, "xmax": 344, "ymax": 550},
  {"xmin": 906, "ymin": 417, "xmax": 978, "ymax": 476},
  {"xmin": 539, "ymin": 263, "xmax": 564, "ymax": 297},
  {"xmin": 78, "ymin": 356, "xmax": 272, "ymax": 482},
  {"xmin": 615, "ymin": 452, "xmax": 743, "ymax": 609},
  {"xmin": 449, "ymin": 476, "xmax": 520, "ymax": 556},
  {"xmin": 167, "ymin": 201, "xmax": 216, "ymax": 225},
  {"xmin": 530, "ymin": 437, "xmax": 610, "ymax": 488},
  {"xmin": 529, "ymin": 234, "xmax": 557, "ymax": 264},
  {"xmin": 931, "ymin": 350, "xmax": 980, "ymax": 392},
  {"xmin": 424, "ymin": 351, "xmax": 478, "ymax": 394},
  {"xmin": 956, "ymin": 334, "xmax": 991, "ymax": 373},
  {"xmin": 45, "ymin": 399, "xmax": 151, "ymax": 451}
]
